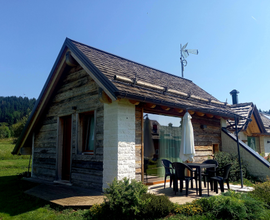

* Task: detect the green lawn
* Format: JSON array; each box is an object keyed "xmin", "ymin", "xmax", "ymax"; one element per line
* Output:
[{"xmin": 0, "ymin": 138, "xmax": 87, "ymax": 220}]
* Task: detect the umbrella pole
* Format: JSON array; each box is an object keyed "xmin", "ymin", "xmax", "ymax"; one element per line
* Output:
[{"xmin": 235, "ymin": 116, "xmax": 243, "ymax": 188}]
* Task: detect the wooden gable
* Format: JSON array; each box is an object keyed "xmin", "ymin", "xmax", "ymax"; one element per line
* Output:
[{"xmin": 245, "ymin": 114, "xmax": 261, "ymax": 136}]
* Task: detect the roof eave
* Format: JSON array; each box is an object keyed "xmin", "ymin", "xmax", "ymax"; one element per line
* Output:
[{"xmin": 117, "ymin": 92, "xmax": 238, "ymax": 119}]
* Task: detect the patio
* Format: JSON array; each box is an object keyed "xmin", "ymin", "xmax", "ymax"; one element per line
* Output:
[
  {"xmin": 24, "ymin": 177, "xmax": 253, "ymax": 207},
  {"xmin": 25, "ymin": 181, "xmax": 217, "ymax": 207},
  {"xmin": 148, "ymin": 181, "xmax": 254, "ymax": 205}
]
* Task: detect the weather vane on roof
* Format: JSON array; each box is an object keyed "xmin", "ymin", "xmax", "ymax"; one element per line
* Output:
[{"xmin": 180, "ymin": 43, "xmax": 199, "ymax": 78}]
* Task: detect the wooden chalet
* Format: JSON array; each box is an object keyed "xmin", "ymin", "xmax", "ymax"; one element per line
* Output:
[
  {"xmin": 12, "ymin": 38, "xmax": 239, "ymax": 191},
  {"xmin": 228, "ymin": 102, "xmax": 270, "ymax": 154}
]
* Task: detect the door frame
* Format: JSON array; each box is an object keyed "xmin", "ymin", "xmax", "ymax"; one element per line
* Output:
[{"xmin": 56, "ymin": 114, "xmax": 73, "ymax": 181}]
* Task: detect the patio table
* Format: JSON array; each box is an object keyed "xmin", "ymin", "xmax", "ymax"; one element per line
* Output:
[{"xmin": 185, "ymin": 163, "xmax": 216, "ymax": 196}]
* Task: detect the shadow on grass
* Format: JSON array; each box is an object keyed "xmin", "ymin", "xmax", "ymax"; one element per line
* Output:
[{"xmin": 0, "ymin": 175, "xmax": 51, "ymax": 217}]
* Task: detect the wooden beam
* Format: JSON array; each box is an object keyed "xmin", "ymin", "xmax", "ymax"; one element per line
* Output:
[
  {"xmin": 129, "ymin": 99, "xmax": 140, "ymax": 105},
  {"xmin": 175, "ymin": 108, "xmax": 184, "ymax": 113},
  {"xmin": 161, "ymin": 106, "xmax": 170, "ymax": 111},
  {"xmin": 195, "ymin": 146, "xmax": 212, "ymax": 151},
  {"xmin": 145, "ymin": 103, "xmax": 156, "ymax": 108},
  {"xmin": 206, "ymin": 114, "xmax": 214, "ymax": 118},
  {"xmin": 188, "ymin": 110, "xmax": 195, "ymax": 115},
  {"xmin": 196, "ymin": 112, "xmax": 205, "ymax": 117},
  {"xmin": 141, "ymin": 107, "xmax": 144, "ymax": 182},
  {"xmin": 214, "ymin": 115, "xmax": 221, "ymax": 119},
  {"xmin": 99, "ymin": 91, "xmax": 112, "ymax": 104}
]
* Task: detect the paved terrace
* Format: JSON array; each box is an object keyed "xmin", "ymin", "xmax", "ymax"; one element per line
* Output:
[{"xmin": 24, "ymin": 178, "xmax": 253, "ymax": 207}]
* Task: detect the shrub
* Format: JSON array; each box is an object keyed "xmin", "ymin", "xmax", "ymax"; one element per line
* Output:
[
  {"xmin": 88, "ymin": 203, "xmax": 110, "ymax": 220},
  {"xmin": 196, "ymin": 190, "xmax": 267, "ymax": 220},
  {"xmin": 103, "ymin": 177, "xmax": 149, "ymax": 219},
  {"xmin": 250, "ymin": 178, "xmax": 270, "ymax": 205},
  {"xmin": 0, "ymin": 124, "xmax": 11, "ymax": 138},
  {"xmin": 174, "ymin": 200, "xmax": 203, "ymax": 216},
  {"xmin": 214, "ymin": 151, "xmax": 247, "ymax": 182},
  {"xmin": 140, "ymin": 193, "xmax": 174, "ymax": 219}
]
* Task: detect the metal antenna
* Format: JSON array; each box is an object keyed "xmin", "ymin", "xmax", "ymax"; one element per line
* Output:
[{"xmin": 180, "ymin": 43, "xmax": 199, "ymax": 78}]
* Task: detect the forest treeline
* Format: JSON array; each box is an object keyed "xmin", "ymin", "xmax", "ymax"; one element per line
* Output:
[{"xmin": 0, "ymin": 96, "xmax": 36, "ymax": 139}]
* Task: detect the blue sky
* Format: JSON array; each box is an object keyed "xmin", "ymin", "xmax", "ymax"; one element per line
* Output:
[{"xmin": 1, "ymin": 1, "xmax": 270, "ymax": 110}]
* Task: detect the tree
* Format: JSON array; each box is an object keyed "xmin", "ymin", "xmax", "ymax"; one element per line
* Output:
[{"xmin": 0, "ymin": 124, "xmax": 11, "ymax": 139}]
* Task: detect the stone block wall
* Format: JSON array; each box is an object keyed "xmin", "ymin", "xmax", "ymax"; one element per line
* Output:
[{"xmin": 103, "ymin": 99, "xmax": 135, "ymax": 189}]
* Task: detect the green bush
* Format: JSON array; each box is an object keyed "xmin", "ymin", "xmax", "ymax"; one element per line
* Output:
[
  {"xmin": 196, "ymin": 190, "xmax": 267, "ymax": 219},
  {"xmin": 214, "ymin": 151, "xmax": 247, "ymax": 182},
  {"xmin": 140, "ymin": 193, "xmax": 174, "ymax": 219},
  {"xmin": 249, "ymin": 178, "xmax": 270, "ymax": 205},
  {"xmin": 174, "ymin": 200, "xmax": 203, "ymax": 216},
  {"xmin": 0, "ymin": 125, "xmax": 11, "ymax": 139},
  {"xmin": 103, "ymin": 177, "xmax": 149, "ymax": 219}
]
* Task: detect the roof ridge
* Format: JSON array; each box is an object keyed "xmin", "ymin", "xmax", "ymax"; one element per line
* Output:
[
  {"xmin": 67, "ymin": 38, "xmax": 193, "ymax": 83},
  {"xmin": 230, "ymin": 102, "xmax": 254, "ymax": 107}
]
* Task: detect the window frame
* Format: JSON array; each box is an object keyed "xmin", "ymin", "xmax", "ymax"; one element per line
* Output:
[{"xmin": 77, "ymin": 110, "xmax": 96, "ymax": 155}]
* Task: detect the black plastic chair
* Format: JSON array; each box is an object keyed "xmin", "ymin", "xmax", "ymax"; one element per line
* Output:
[
  {"xmin": 161, "ymin": 159, "xmax": 175, "ymax": 189},
  {"xmin": 209, "ymin": 164, "xmax": 232, "ymax": 195},
  {"xmin": 201, "ymin": 159, "xmax": 218, "ymax": 188},
  {"xmin": 173, "ymin": 162, "xmax": 198, "ymax": 197}
]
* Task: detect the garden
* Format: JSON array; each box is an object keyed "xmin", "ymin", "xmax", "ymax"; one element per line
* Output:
[{"xmin": 1, "ymin": 138, "xmax": 270, "ymax": 219}]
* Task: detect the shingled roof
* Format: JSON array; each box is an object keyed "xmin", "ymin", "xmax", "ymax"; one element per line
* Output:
[
  {"xmin": 68, "ymin": 39, "xmax": 237, "ymax": 118},
  {"xmin": 260, "ymin": 113, "xmax": 270, "ymax": 133},
  {"xmin": 12, "ymin": 38, "xmax": 240, "ymax": 155},
  {"xmin": 228, "ymin": 102, "xmax": 266, "ymax": 133}
]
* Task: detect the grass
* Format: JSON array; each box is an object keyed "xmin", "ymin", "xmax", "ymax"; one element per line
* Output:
[
  {"xmin": 0, "ymin": 138, "xmax": 29, "ymax": 160},
  {"xmin": 1, "ymin": 138, "xmax": 268, "ymax": 220},
  {"xmin": 0, "ymin": 138, "xmax": 88, "ymax": 220}
]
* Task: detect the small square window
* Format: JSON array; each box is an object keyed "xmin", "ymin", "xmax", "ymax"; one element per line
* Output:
[{"xmin": 78, "ymin": 111, "xmax": 95, "ymax": 154}]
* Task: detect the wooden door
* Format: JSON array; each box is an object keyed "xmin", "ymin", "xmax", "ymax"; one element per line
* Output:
[{"xmin": 62, "ymin": 116, "xmax": 71, "ymax": 180}]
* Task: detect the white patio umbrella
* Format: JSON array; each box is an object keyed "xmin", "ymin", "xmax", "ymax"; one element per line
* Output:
[
  {"xmin": 144, "ymin": 116, "xmax": 155, "ymax": 159},
  {"xmin": 179, "ymin": 112, "xmax": 195, "ymax": 162}
]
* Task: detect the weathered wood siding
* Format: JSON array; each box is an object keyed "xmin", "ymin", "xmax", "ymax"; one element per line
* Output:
[
  {"xmin": 33, "ymin": 66, "xmax": 104, "ymax": 190},
  {"xmin": 192, "ymin": 115, "xmax": 221, "ymax": 162},
  {"xmin": 135, "ymin": 106, "xmax": 143, "ymax": 181}
]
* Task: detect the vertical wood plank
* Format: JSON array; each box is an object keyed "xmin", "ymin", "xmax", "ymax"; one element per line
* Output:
[{"xmin": 31, "ymin": 133, "xmax": 35, "ymax": 178}]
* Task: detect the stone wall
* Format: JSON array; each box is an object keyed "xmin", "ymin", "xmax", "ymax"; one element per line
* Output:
[{"xmin": 103, "ymin": 99, "xmax": 136, "ymax": 189}]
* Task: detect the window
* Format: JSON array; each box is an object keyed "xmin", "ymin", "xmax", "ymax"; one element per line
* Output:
[
  {"xmin": 212, "ymin": 144, "xmax": 219, "ymax": 154},
  {"xmin": 78, "ymin": 111, "xmax": 95, "ymax": 154}
]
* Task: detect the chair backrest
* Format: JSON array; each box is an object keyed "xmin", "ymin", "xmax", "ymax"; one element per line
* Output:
[
  {"xmin": 173, "ymin": 162, "xmax": 192, "ymax": 179},
  {"xmin": 144, "ymin": 159, "xmax": 149, "ymax": 174},
  {"xmin": 220, "ymin": 164, "xmax": 232, "ymax": 179},
  {"xmin": 202, "ymin": 159, "xmax": 218, "ymax": 168},
  {"xmin": 161, "ymin": 159, "xmax": 173, "ymax": 175}
]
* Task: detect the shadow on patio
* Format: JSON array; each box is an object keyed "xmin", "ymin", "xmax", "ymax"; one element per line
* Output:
[{"xmin": 148, "ymin": 181, "xmax": 222, "ymax": 205}]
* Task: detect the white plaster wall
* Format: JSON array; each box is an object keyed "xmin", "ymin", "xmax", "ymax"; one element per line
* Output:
[
  {"xmin": 220, "ymin": 118, "xmax": 227, "ymax": 128},
  {"xmin": 103, "ymin": 99, "xmax": 135, "ymax": 190},
  {"xmin": 221, "ymin": 131, "xmax": 270, "ymax": 180},
  {"xmin": 238, "ymin": 131, "xmax": 247, "ymax": 142}
]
